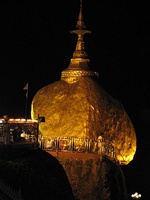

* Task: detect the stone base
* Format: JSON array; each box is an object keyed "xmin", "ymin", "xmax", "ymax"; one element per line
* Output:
[{"xmin": 47, "ymin": 151, "xmax": 127, "ymax": 200}]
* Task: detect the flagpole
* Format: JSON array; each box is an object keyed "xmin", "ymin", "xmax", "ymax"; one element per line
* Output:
[
  {"xmin": 23, "ymin": 82, "xmax": 29, "ymax": 120},
  {"xmin": 25, "ymin": 90, "xmax": 28, "ymax": 120}
]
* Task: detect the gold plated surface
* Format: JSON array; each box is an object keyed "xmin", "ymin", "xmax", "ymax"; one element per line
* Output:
[{"xmin": 31, "ymin": 77, "xmax": 136, "ymax": 165}]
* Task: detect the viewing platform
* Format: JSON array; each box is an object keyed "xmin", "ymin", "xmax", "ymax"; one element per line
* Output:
[{"xmin": 0, "ymin": 117, "xmax": 117, "ymax": 163}]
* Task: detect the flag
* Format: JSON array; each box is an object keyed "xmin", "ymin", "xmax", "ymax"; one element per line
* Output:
[{"xmin": 23, "ymin": 82, "xmax": 29, "ymax": 90}]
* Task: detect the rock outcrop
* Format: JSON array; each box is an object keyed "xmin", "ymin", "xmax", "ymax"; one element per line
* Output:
[{"xmin": 0, "ymin": 148, "xmax": 75, "ymax": 200}]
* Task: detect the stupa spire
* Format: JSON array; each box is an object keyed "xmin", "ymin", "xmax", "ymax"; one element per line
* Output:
[
  {"xmin": 76, "ymin": 0, "xmax": 86, "ymax": 29},
  {"xmin": 70, "ymin": 0, "xmax": 91, "ymax": 59},
  {"xmin": 61, "ymin": 0, "xmax": 99, "ymax": 83}
]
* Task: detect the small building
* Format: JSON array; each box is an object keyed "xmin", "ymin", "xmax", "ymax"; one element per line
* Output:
[{"xmin": 0, "ymin": 118, "xmax": 39, "ymax": 148}]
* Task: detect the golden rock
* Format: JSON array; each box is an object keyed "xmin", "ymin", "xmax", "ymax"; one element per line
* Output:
[{"xmin": 31, "ymin": 76, "xmax": 136, "ymax": 165}]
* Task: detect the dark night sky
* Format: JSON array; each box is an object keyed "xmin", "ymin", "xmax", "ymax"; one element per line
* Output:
[{"xmin": 0, "ymin": 1, "xmax": 149, "ymax": 199}]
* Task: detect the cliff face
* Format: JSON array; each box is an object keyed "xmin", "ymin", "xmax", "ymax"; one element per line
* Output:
[
  {"xmin": 52, "ymin": 152, "xmax": 128, "ymax": 200},
  {"xmin": 0, "ymin": 148, "xmax": 128, "ymax": 200},
  {"xmin": 99, "ymin": 156, "xmax": 128, "ymax": 200}
]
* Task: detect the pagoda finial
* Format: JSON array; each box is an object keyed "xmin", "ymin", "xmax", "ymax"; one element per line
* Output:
[
  {"xmin": 70, "ymin": 0, "xmax": 91, "ymax": 59},
  {"xmin": 76, "ymin": 0, "xmax": 85, "ymax": 30},
  {"xmin": 61, "ymin": 0, "xmax": 99, "ymax": 83}
]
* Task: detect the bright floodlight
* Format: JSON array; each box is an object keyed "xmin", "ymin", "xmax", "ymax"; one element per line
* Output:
[{"xmin": 131, "ymin": 192, "xmax": 142, "ymax": 199}]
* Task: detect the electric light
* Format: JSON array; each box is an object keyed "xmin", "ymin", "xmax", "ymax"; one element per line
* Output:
[{"xmin": 131, "ymin": 192, "xmax": 142, "ymax": 199}]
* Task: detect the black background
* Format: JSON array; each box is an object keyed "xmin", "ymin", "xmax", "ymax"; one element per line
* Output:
[{"xmin": 0, "ymin": 1, "xmax": 149, "ymax": 199}]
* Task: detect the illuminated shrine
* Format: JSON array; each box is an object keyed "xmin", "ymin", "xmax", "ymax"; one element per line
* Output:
[{"xmin": 30, "ymin": 1, "xmax": 137, "ymax": 199}]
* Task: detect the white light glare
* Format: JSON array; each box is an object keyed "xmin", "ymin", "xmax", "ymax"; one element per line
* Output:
[{"xmin": 131, "ymin": 192, "xmax": 142, "ymax": 199}]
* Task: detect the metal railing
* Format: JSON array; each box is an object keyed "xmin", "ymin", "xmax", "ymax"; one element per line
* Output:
[{"xmin": 39, "ymin": 136, "xmax": 116, "ymax": 160}]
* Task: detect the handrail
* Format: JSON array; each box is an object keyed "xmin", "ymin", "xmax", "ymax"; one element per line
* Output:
[{"xmin": 39, "ymin": 136, "xmax": 116, "ymax": 160}]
